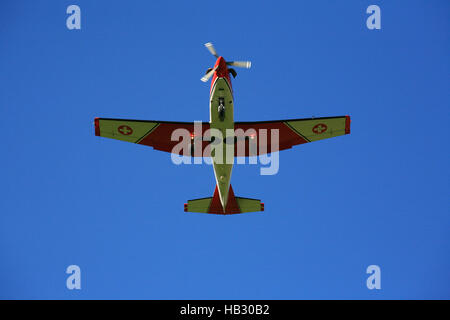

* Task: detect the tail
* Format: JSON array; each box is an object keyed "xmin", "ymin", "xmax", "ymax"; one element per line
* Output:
[{"xmin": 184, "ymin": 185, "xmax": 264, "ymax": 215}]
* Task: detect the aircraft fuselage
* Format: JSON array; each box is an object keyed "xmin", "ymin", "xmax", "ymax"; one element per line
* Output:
[{"xmin": 209, "ymin": 57, "xmax": 234, "ymax": 209}]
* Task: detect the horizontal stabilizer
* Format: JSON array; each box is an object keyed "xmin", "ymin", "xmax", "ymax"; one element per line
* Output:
[{"xmin": 184, "ymin": 185, "xmax": 263, "ymax": 215}]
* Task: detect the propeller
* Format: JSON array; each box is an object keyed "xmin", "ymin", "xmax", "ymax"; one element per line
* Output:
[
  {"xmin": 204, "ymin": 42, "xmax": 218, "ymax": 58},
  {"xmin": 227, "ymin": 60, "xmax": 252, "ymax": 69},
  {"xmin": 201, "ymin": 65, "xmax": 218, "ymax": 82},
  {"xmin": 201, "ymin": 42, "xmax": 251, "ymax": 82}
]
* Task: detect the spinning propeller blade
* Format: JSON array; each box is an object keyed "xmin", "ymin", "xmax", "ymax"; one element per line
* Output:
[
  {"xmin": 200, "ymin": 66, "xmax": 218, "ymax": 82},
  {"xmin": 204, "ymin": 42, "xmax": 218, "ymax": 58},
  {"xmin": 227, "ymin": 61, "xmax": 252, "ymax": 69}
]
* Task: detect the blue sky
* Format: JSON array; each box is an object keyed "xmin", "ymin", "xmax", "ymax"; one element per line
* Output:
[{"xmin": 0, "ymin": 0, "xmax": 449, "ymax": 299}]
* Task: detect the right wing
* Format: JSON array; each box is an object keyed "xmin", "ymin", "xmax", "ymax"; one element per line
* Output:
[{"xmin": 234, "ymin": 115, "xmax": 350, "ymax": 156}]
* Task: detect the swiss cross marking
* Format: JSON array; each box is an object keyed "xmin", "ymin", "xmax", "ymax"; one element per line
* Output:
[
  {"xmin": 118, "ymin": 125, "xmax": 133, "ymax": 135},
  {"xmin": 312, "ymin": 123, "xmax": 327, "ymax": 134}
]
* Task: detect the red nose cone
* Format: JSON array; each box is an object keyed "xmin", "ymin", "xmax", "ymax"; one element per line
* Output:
[
  {"xmin": 209, "ymin": 56, "xmax": 233, "ymax": 94},
  {"xmin": 215, "ymin": 56, "xmax": 225, "ymax": 67},
  {"xmin": 214, "ymin": 56, "xmax": 228, "ymax": 78}
]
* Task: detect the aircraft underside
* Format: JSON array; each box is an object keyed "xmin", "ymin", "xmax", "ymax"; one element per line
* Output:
[{"xmin": 94, "ymin": 42, "xmax": 351, "ymax": 215}]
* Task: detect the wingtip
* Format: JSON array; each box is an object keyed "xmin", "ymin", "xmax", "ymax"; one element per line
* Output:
[
  {"xmin": 94, "ymin": 117, "xmax": 100, "ymax": 136},
  {"xmin": 345, "ymin": 115, "xmax": 351, "ymax": 134}
]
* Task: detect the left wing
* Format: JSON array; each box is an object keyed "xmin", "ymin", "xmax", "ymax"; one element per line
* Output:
[
  {"xmin": 234, "ymin": 115, "xmax": 350, "ymax": 156},
  {"xmin": 94, "ymin": 118, "xmax": 210, "ymax": 155}
]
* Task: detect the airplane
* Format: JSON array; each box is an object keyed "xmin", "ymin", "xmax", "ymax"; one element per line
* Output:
[{"xmin": 94, "ymin": 43, "xmax": 351, "ymax": 215}]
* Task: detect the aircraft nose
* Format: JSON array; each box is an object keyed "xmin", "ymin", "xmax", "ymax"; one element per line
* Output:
[
  {"xmin": 215, "ymin": 56, "xmax": 226, "ymax": 69},
  {"xmin": 214, "ymin": 57, "xmax": 228, "ymax": 77}
]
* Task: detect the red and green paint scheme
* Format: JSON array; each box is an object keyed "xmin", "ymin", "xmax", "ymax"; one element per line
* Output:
[{"xmin": 94, "ymin": 43, "xmax": 351, "ymax": 215}]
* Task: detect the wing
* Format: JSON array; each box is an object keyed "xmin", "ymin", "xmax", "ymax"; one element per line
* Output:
[
  {"xmin": 234, "ymin": 115, "xmax": 350, "ymax": 156},
  {"xmin": 94, "ymin": 118, "xmax": 210, "ymax": 156}
]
